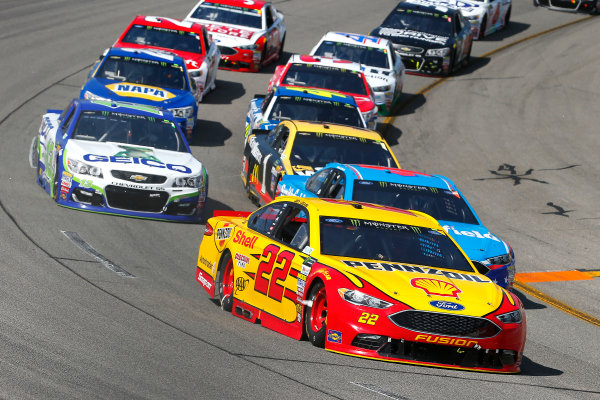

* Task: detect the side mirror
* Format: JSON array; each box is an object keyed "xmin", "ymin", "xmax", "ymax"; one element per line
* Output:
[{"xmin": 471, "ymin": 260, "xmax": 490, "ymax": 275}]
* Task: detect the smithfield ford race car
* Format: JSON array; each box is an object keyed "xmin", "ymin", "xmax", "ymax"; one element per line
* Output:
[
  {"xmin": 245, "ymin": 86, "xmax": 367, "ymax": 140},
  {"xmin": 196, "ymin": 196, "xmax": 526, "ymax": 372},
  {"xmin": 241, "ymin": 120, "xmax": 400, "ymax": 206},
  {"xmin": 81, "ymin": 47, "xmax": 199, "ymax": 140},
  {"xmin": 277, "ymin": 163, "xmax": 515, "ymax": 289},
  {"xmin": 410, "ymin": 0, "xmax": 511, "ymax": 39},
  {"xmin": 184, "ymin": 0, "xmax": 286, "ymax": 72},
  {"xmin": 533, "ymin": 0, "xmax": 600, "ymax": 13},
  {"xmin": 267, "ymin": 55, "xmax": 379, "ymax": 130},
  {"xmin": 309, "ymin": 32, "xmax": 405, "ymax": 114},
  {"xmin": 371, "ymin": 0, "xmax": 473, "ymax": 76},
  {"xmin": 32, "ymin": 99, "xmax": 208, "ymax": 222},
  {"xmin": 113, "ymin": 15, "xmax": 220, "ymax": 102}
]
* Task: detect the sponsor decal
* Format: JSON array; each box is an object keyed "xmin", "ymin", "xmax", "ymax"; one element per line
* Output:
[
  {"xmin": 129, "ymin": 174, "xmax": 148, "ymax": 182},
  {"xmin": 83, "ymin": 154, "xmax": 192, "ymax": 174},
  {"xmin": 197, "ymin": 270, "xmax": 213, "ymax": 290},
  {"xmin": 106, "ymin": 83, "xmax": 176, "ymax": 101},
  {"xmin": 217, "ymin": 227, "xmax": 233, "ymax": 240},
  {"xmin": 248, "ymin": 136, "xmax": 262, "ymax": 163},
  {"xmin": 414, "ymin": 334, "xmax": 478, "ymax": 347},
  {"xmin": 235, "ymin": 252, "xmax": 249, "ymax": 268},
  {"xmin": 429, "ymin": 300, "xmax": 465, "ymax": 311},
  {"xmin": 198, "ymin": 256, "xmax": 212, "ymax": 269},
  {"xmin": 443, "ymin": 225, "xmax": 501, "ymax": 242},
  {"xmin": 324, "ymin": 218, "xmax": 343, "ymax": 223},
  {"xmin": 111, "ymin": 181, "xmax": 164, "ymax": 191},
  {"xmin": 411, "ymin": 278, "xmax": 461, "ymax": 298},
  {"xmin": 205, "ymin": 23, "xmax": 254, "ymax": 40},
  {"xmin": 378, "ymin": 28, "xmax": 448, "ymax": 45},
  {"xmin": 233, "ymin": 230, "xmax": 258, "ymax": 249},
  {"xmin": 327, "ymin": 329, "xmax": 343, "ymax": 344},
  {"xmin": 235, "ymin": 277, "xmax": 248, "ymax": 293},
  {"xmin": 296, "ymin": 279, "xmax": 306, "ymax": 295},
  {"xmin": 342, "ymin": 260, "xmax": 490, "ymax": 283}
]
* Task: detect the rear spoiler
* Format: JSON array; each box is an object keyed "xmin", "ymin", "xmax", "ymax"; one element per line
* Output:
[{"xmin": 213, "ymin": 210, "xmax": 252, "ymax": 218}]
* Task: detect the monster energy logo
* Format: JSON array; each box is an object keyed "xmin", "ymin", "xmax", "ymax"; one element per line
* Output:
[
  {"xmin": 359, "ymin": 137, "xmax": 366, "ymax": 143},
  {"xmin": 350, "ymin": 219, "xmax": 361, "ymax": 227},
  {"xmin": 114, "ymin": 146, "xmax": 161, "ymax": 162},
  {"xmin": 379, "ymin": 181, "xmax": 388, "ymax": 187},
  {"xmin": 316, "ymin": 132, "xmax": 324, "ymax": 138},
  {"xmin": 124, "ymin": 57, "xmax": 131, "ymax": 61},
  {"xmin": 411, "ymin": 226, "xmax": 421, "ymax": 234},
  {"xmin": 429, "ymin": 187, "xmax": 438, "ymax": 193},
  {"xmin": 102, "ymin": 111, "xmax": 109, "ymax": 116},
  {"xmin": 161, "ymin": 62, "xmax": 167, "ymax": 67}
]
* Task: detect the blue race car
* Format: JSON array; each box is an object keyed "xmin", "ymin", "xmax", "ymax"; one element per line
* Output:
[
  {"xmin": 244, "ymin": 86, "xmax": 366, "ymax": 140},
  {"xmin": 32, "ymin": 99, "xmax": 208, "ymax": 222},
  {"xmin": 81, "ymin": 47, "xmax": 199, "ymax": 140},
  {"xmin": 277, "ymin": 163, "xmax": 515, "ymax": 288}
]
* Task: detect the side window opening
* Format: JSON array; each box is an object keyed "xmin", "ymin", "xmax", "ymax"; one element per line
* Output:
[{"xmin": 273, "ymin": 204, "xmax": 309, "ymax": 250}]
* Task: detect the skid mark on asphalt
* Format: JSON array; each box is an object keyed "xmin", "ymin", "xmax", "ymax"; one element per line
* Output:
[{"xmin": 61, "ymin": 230, "xmax": 135, "ymax": 278}]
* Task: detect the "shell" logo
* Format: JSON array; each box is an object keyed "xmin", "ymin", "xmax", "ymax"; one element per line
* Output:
[{"xmin": 411, "ymin": 278, "xmax": 461, "ymax": 298}]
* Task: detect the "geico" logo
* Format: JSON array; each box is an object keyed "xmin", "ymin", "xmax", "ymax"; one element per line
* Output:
[{"xmin": 83, "ymin": 154, "xmax": 192, "ymax": 173}]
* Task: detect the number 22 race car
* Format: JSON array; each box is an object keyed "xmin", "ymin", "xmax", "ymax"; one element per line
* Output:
[{"xmin": 196, "ymin": 197, "xmax": 526, "ymax": 372}]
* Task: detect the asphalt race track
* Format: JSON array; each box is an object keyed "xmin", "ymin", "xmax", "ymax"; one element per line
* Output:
[{"xmin": 0, "ymin": 1, "xmax": 599, "ymax": 399}]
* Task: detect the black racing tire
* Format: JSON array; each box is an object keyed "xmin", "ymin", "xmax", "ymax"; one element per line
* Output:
[
  {"xmin": 479, "ymin": 15, "xmax": 487, "ymax": 40},
  {"xmin": 462, "ymin": 43, "xmax": 472, "ymax": 68},
  {"xmin": 505, "ymin": 7, "xmax": 511, "ymax": 26},
  {"xmin": 215, "ymin": 251, "xmax": 234, "ymax": 312},
  {"xmin": 533, "ymin": 0, "xmax": 539, "ymax": 7},
  {"xmin": 304, "ymin": 281, "xmax": 327, "ymax": 348}
]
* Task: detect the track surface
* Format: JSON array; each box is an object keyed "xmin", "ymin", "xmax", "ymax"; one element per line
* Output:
[{"xmin": 0, "ymin": 1, "xmax": 598, "ymax": 398}]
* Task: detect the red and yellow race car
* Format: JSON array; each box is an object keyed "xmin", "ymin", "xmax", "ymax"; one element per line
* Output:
[{"xmin": 196, "ymin": 196, "xmax": 526, "ymax": 373}]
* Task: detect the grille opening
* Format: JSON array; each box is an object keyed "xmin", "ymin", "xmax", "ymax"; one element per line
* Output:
[
  {"xmin": 105, "ymin": 185, "xmax": 168, "ymax": 212},
  {"xmin": 389, "ymin": 311, "xmax": 500, "ymax": 338}
]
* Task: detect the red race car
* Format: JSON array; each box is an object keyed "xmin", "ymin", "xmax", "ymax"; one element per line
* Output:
[
  {"xmin": 185, "ymin": 0, "xmax": 286, "ymax": 72},
  {"xmin": 267, "ymin": 55, "xmax": 378, "ymax": 130},
  {"xmin": 113, "ymin": 15, "xmax": 220, "ymax": 102}
]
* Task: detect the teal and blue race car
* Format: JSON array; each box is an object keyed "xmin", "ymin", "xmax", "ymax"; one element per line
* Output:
[
  {"xmin": 277, "ymin": 163, "xmax": 515, "ymax": 288},
  {"xmin": 31, "ymin": 99, "xmax": 208, "ymax": 222},
  {"xmin": 244, "ymin": 86, "xmax": 366, "ymax": 140},
  {"xmin": 81, "ymin": 47, "xmax": 200, "ymax": 140}
]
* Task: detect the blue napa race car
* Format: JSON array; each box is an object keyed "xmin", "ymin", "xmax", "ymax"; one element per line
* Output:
[
  {"xmin": 277, "ymin": 163, "xmax": 515, "ymax": 288},
  {"xmin": 31, "ymin": 99, "xmax": 208, "ymax": 222},
  {"xmin": 244, "ymin": 86, "xmax": 367, "ymax": 140},
  {"xmin": 81, "ymin": 47, "xmax": 200, "ymax": 140}
]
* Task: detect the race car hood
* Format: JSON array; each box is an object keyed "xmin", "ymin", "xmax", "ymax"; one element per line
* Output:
[
  {"xmin": 202, "ymin": 23, "xmax": 262, "ymax": 47},
  {"xmin": 112, "ymin": 43, "xmax": 207, "ymax": 72},
  {"xmin": 353, "ymin": 96, "xmax": 377, "ymax": 113},
  {"xmin": 330, "ymin": 256, "xmax": 504, "ymax": 316},
  {"xmin": 371, "ymin": 26, "xmax": 451, "ymax": 50},
  {"xmin": 440, "ymin": 221, "xmax": 508, "ymax": 262},
  {"xmin": 428, "ymin": 0, "xmax": 484, "ymax": 18},
  {"xmin": 362, "ymin": 69, "xmax": 394, "ymax": 90},
  {"xmin": 277, "ymin": 175, "xmax": 310, "ymax": 197},
  {"xmin": 83, "ymin": 78, "xmax": 193, "ymax": 108},
  {"xmin": 65, "ymin": 140, "xmax": 203, "ymax": 176}
]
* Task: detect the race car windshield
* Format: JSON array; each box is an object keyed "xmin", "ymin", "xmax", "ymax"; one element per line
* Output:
[
  {"xmin": 320, "ymin": 217, "xmax": 473, "ymax": 272},
  {"xmin": 190, "ymin": 3, "xmax": 262, "ymax": 29},
  {"xmin": 381, "ymin": 9, "xmax": 452, "ymax": 37},
  {"xmin": 268, "ymin": 96, "xmax": 365, "ymax": 128},
  {"xmin": 121, "ymin": 25, "xmax": 203, "ymax": 54},
  {"xmin": 283, "ymin": 64, "xmax": 368, "ymax": 96},
  {"xmin": 290, "ymin": 132, "xmax": 397, "ymax": 169},
  {"xmin": 313, "ymin": 41, "xmax": 390, "ymax": 69},
  {"xmin": 352, "ymin": 181, "xmax": 478, "ymax": 224},
  {"xmin": 71, "ymin": 110, "xmax": 187, "ymax": 152},
  {"xmin": 97, "ymin": 56, "xmax": 187, "ymax": 91}
]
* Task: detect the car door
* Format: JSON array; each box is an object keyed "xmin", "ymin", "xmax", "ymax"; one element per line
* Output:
[
  {"xmin": 389, "ymin": 45, "xmax": 404, "ymax": 95},
  {"xmin": 453, "ymin": 12, "xmax": 468, "ymax": 66},
  {"xmin": 264, "ymin": 4, "xmax": 281, "ymax": 59},
  {"xmin": 41, "ymin": 102, "xmax": 76, "ymax": 193},
  {"xmin": 233, "ymin": 201, "xmax": 309, "ymax": 323},
  {"xmin": 202, "ymin": 27, "xmax": 219, "ymax": 88}
]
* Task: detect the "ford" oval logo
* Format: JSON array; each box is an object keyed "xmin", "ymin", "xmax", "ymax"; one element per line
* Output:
[{"xmin": 429, "ymin": 300, "xmax": 465, "ymax": 311}]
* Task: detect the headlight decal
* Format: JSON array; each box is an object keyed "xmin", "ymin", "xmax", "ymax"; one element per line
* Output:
[{"xmin": 338, "ymin": 288, "xmax": 393, "ymax": 309}]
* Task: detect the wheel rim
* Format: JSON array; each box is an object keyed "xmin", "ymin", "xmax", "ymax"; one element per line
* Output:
[
  {"xmin": 310, "ymin": 287, "xmax": 327, "ymax": 332},
  {"xmin": 222, "ymin": 258, "xmax": 234, "ymax": 299}
]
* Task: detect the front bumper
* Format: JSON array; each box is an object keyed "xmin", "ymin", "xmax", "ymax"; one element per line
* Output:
[
  {"xmin": 537, "ymin": 0, "xmax": 598, "ymax": 11},
  {"xmin": 400, "ymin": 54, "xmax": 451, "ymax": 76}
]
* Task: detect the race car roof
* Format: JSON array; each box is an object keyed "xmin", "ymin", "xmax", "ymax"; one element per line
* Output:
[
  {"xmin": 75, "ymin": 98, "xmax": 173, "ymax": 119},
  {"xmin": 320, "ymin": 32, "xmax": 391, "ymax": 50},
  {"xmin": 325, "ymin": 163, "xmax": 459, "ymax": 191},
  {"xmin": 199, "ymin": 0, "xmax": 267, "ymax": 10},
  {"xmin": 287, "ymin": 55, "xmax": 363, "ymax": 73},
  {"xmin": 391, "ymin": 0, "xmax": 461, "ymax": 17},
  {"xmin": 105, "ymin": 47, "xmax": 185, "ymax": 65},
  {"xmin": 274, "ymin": 86, "xmax": 358, "ymax": 105},
  {"xmin": 275, "ymin": 195, "xmax": 437, "ymax": 227},
  {"xmin": 284, "ymin": 120, "xmax": 382, "ymax": 140},
  {"xmin": 129, "ymin": 15, "xmax": 205, "ymax": 33}
]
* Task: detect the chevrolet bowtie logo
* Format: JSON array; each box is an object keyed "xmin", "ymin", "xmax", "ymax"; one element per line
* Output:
[{"xmin": 129, "ymin": 174, "xmax": 148, "ymax": 182}]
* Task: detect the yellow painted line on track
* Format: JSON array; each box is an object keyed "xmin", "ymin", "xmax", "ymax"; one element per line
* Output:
[
  {"xmin": 514, "ymin": 280, "xmax": 600, "ymax": 328},
  {"xmin": 383, "ymin": 14, "xmax": 598, "ymax": 326}
]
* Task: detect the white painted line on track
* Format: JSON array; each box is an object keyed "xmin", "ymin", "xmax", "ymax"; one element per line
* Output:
[
  {"xmin": 351, "ymin": 382, "xmax": 409, "ymax": 400},
  {"xmin": 61, "ymin": 230, "xmax": 135, "ymax": 278}
]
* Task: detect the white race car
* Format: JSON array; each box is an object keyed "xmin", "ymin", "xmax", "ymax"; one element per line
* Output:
[
  {"xmin": 184, "ymin": 0, "xmax": 286, "ymax": 72},
  {"xmin": 310, "ymin": 32, "xmax": 405, "ymax": 115},
  {"xmin": 32, "ymin": 99, "xmax": 208, "ymax": 222}
]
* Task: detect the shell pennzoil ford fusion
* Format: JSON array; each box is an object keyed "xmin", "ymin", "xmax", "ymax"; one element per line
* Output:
[
  {"xmin": 196, "ymin": 197, "xmax": 526, "ymax": 372},
  {"xmin": 267, "ymin": 55, "xmax": 379, "ymax": 130},
  {"xmin": 277, "ymin": 163, "xmax": 515, "ymax": 289},
  {"xmin": 371, "ymin": 0, "xmax": 473, "ymax": 76},
  {"xmin": 241, "ymin": 120, "xmax": 400, "ymax": 206},
  {"xmin": 309, "ymin": 32, "xmax": 405, "ymax": 115},
  {"xmin": 81, "ymin": 47, "xmax": 199, "ymax": 140},
  {"xmin": 245, "ymin": 86, "xmax": 366, "ymax": 139},
  {"xmin": 32, "ymin": 99, "xmax": 208, "ymax": 222},
  {"xmin": 113, "ymin": 16, "xmax": 220, "ymax": 102},
  {"xmin": 184, "ymin": 0, "xmax": 286, "ymax": 72}
]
